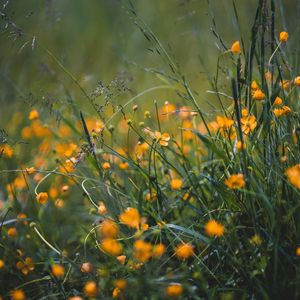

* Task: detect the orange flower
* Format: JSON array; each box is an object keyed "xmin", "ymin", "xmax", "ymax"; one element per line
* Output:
[
  {"xmin": 175, "ymin": 243, "xmax": 194, "ymax": 260},
  {"xmin": 285, "ymin": 164, "xmax": 300, "ymax": 189},
  {"xmin": 279, "ymin": 31, "xmax": 288, "ymax": 42},
  {"xmin": 281, "ymin": 80, "xmax": 290, "ymax": 90},
  {"xmin": 114, "ymin": 279, "xmax": 127, "ymax": 290},
  {"xmin": 296, "ymin": 247, "xmax": 300, "ymax": 256},
  {"xmin": 166, "ymin": 283, "xmax": 183, "ymax": 298},
  {"xmin": 112, "ymin": 288, "xmax": 121, "ymax": 299},
  {"xmin": 101, "ymin": 238, "xmax": 123, "ymax": 256},
  {"xmin": 225, "ymin": 173, "xmax": 245, "ymax": 189},
  {"xmin": 29, "ymin": 109, "xmax": 39, "ymax": 121},
  {"xmin": 152, "ymin": 243, "xmax": 166, "ymax": 258},
  {"xmin": 231, "ymin": 41, "xmax": 241, "ymax": 54},
  {"xmin": 116, "ymin": 255, "xmax": 126, "ymax": 265},
  {"xmin": 240, "ymin": 115, "xmax": 257, "ymax": 135},
  {"xmin": 134, "ymin": 240, "xmax": 152, "ymax": 262},
  {"xmin": 16, "ymin": 257, "xmax": 34, "ymax": 275},
  {"xmin": 273, "ymin": 96, "xmax": 283, "ymax": 106},
  {"xmin": 51, "ymin": 264, "xmax": 65, "ymax": 278},
  {"xmin": 10, "ymin": 289, "xmax": 26, "ymax": 300},
  {"xmin": 99, "ymin": 219, "xmax": 119, "ymax": 238},
  {"xmin": 1, "ymin": 144, "xmax": 14, "ymax": 158},
  {"xmin": 7, "ymin": 227, "xmax": 18, "ymax": 237},
  {"xmin": 236, "ymin": 141, "xmax": 246, "ymax": 151},
  {"xmin": 98, "ymin": 201, "xmax": 107, "ymax": 215},
  {"xmin": 119, "ymin": 207, "xmax": 141, "ymax": 229},
  {"xmin": 154, "ymin": 131, "xmax": 171, "ymax": 146},
  {"xmin": 102, "ymin": 162, "xmax": 111, "ymax": 170},
  {"xmin": 205, "ymin": 220, "xmax": 225, "ymax": 237},
  {"xmin": 294, "ymin": 76, "xmax": 300, "ymax": 86},
  {"xmin": 119, "ymin": 162, "xmax": 129, "ymax": 170},
  {"xmin": 170, "ymin": 178, "xmax": 183, "ymax": 190},
  {"xmin": 84, "ymin": 281, "xmax": 98, "ymax": 298},
  {"xmin": 36, "ymin": 192, "xmax": 48, "ymax": 204},
  {"xmin": 252, "ymin": 89, "xmax": 266, "ymax": 101},
  {"xmin": 25, "ymin": 167, "xmax": 36, "ymax": 175},
  {"xmin": 251, "ymin": 80, "xmax": 259, "ymax": 91}
]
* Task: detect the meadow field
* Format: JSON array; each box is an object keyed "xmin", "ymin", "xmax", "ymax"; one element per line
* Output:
[{"xmin": 0, "ymin": 0, "xmax": 300, "ymax": 299}]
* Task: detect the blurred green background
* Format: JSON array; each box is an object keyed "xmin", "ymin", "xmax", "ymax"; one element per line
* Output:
[{"xmin": 0, "ymin": 0, "xmax": 298, "ymax": 121}]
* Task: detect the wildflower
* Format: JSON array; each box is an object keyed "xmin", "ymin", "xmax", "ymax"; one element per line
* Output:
[
  {"xmin": 273, "ymin": 106, "xmax": 291, "ymax": 118},
  {"xmin": 251, "ymin": 234, "xmax": 262, "ymax": 246},
  {"xmin": 81, "ymin": 262, "xmax": 93, "ymax": 273},
  {"xmin": 154, "ymin": 131, "xmax": 171, "ymax": 146},
  {"xmin": 294, "ymin": 76, "xmax": 300, "ymax": 86},
  {"xmin": 279, "ymin": 31, "xmax": 288, "ymax": 42},
  {"xmin": 152, "ymin": 243, "xmax": 166, "ymax": 258},
  {"xmin": 68, "ymin": 297, "xmax": 83, "ymax": 300},
  {"xmin": 252, "ymin": 89, "xmax": 266, "ymax": 101},
  {"xmin": 241, "ymin": 108, "xmax": 248, "ymax": 117},
  {"xmin": 114, "ymin": 279, "xmax": 127, "ymax": 290},
  {"xmin": 241, "ymin": 115, "xmax": 257, "ymax": 134},
  {"xmin": 116, "ymin": 255, "xmax": 126, "ymax": 265},
  {"xmin": 231, "ymin": 41, "xmax": 241, "ymax": 54},
  {"xmin": 98, "ymin": 201, "xmax": 107, "ymax": 215},
  {"xmin": 16, "ymin": 257, "xmax": 34, "ymax": 275},
  {"xmin": 10, "ymin": 289, "xmax": 26, "ymax": 300},
  {"xmin": 251, "ymin": 80, "xmax": 259, "ymax": 91},
  {"xmin": 119, "ymin": 207, "xmax": 140, "ymax": 229},
  {"xmin": 166, "ymin": 283, "xmax": 183, "ymax": 298},
  {"xmin": 178, "ymin": 106, "xmax": 193, "ymax": 119},
  {"xmin": 175, "ymin": 243, "xmax": 194, "ymax": 260},
  {"xmin": 102, "ymin": 162, "xmax": 111, "ymax": 170},
  {"xmin": 216, "ymin": 115, "xmax": 236, "ymax": 140},
  {"xmin": 17, "ymin": 213, "xmax": 28, "ymax": 225},
  {"xmin": 84, "ymin": 281, "xmax": 98, "ymax": 298},
  {"xmin": 145, "ymin": 192, "xmax": 157, "ymax": 202},
  {"xmin": 296, "ymin": 247, "xmax": 300, "ymax": 256},
  {"xmin": 99, "ymin": 219, "xmax": 119, "ymax": 238},
  {"xmin": 112, "ymin": 288, "xmax": 121, "ymax": 299},
  {"xmin": 51, "ymin": 264, "xmax": 65, "ymax": 278},
  {"xmin": 160, "ymin": 101, "xmax": 176, "ymax": 120},
  {"xmin": 236, "ymin": 141, "xmax": 246, "ymax": 151},
  {"xmin": 101, "ymin": 238, "xmax": 123, "ymax": 256},
  {"xmin": 1, "ymin": 144, "xmax": 13, "ymax": 158},
  {"xmin": 273, "ymin": 96, "xmax": 283, "ymax": 106},
  {"xmin": 55, "ymin": 199, "xmax": 65, "ymax": 208},
  {"xmin": 0, "ymin": 259, "xmax": 4, "ymax": 269},
  {"xmin": 119, "ymin": 161, "xmax": 129, "ymax": 170},
  {"xmin": 225, "ymin": 173, "xmax": 245, "ymax": 189},
  {"xmin": 170, "ymin": 178, "xmax": 183, "ymax": 190},
  {"xmin": 205, "ymin": 220, "xmax": 225, "ymax": 237},
  {"xmin": 36, "ymin": 192, "xmax": 48, "ymax": 204},
  {"xmin": 134, "ymin": 240, "xmax": 152, "ymax": 262},
  {"xmin": 29, "ymin": 109, "xmax": 39, "ymax": 121},
  {"xmin": 285, "ymin": 164, "xmax": 300, "ymax": 189},
  {"xmin": 25, "ymin": 167, "xmax": 36, "ymax": 175},
  {"xmin": 281, "ymin": 80, "xmax": 290, "ymax": 90},
  {"xmin": 7, "ymin": 227, "xmax": 18, "ymax": 237}
]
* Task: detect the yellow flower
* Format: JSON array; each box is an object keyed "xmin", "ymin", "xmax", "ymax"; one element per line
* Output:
[
  {"xmin": 251, "ymin": 234, "xmax": 262, "ymax": 246},
  {"xmin": 98, "ymin": 201, "xmax": 107, "ymax": 215},
  {"xmin": 231, "ymin": 41, "xmax": 241, "ymax": 54},
  {"xmin": 112, "ymin": 288, "xmax": 121, "ymax": 299},
  {"xmin": 294, "ymin": 76, "xmax": 300, "ymax": 86},
  {"xmin": 36, "ymin": 192, "xmax": 48, "ymax": 204},
  {"xmin": 1, "ymin": 144, "xmax": 14, "ymax": 158},
  {"xmin": 134, "ymin": 240, "xmax": 152, "ymax": 262},
  {"xmin": 25, "ymin": 167, "xmax": 36, "ymax": 175},
  {"xmin": 29, "ymin": 109, "xmax": 39, "ymax": 121},
  {"xmin": 51, "ymin": 264, "xmax": 65, "ymax": 278},
  {"xmin": 296, "ymin": 247, "xmax": 300, "ymax": 256},
  {"xmin": 166, "ymin": 283, "xmax": 183, "ymax": 298},
  {"xmin": 225, "ymin": 173, "xmax": 245, "ymax": 189},
  {"xmin": 241, "ymin": 115, "xmax": 257, "ymax": 135},
  {"xmin": 116, "ymin": 255, "xmax": 126, "ymax": 265},
  {"xmin": 0, "ymin": 259, "xmax": 4, "ymax": 269},
  {"xmin": 170, "ymin": 178, "xmax": 183, "ymax": 190},
  {"xmin": 279, "ymin": 31, "xmax": 288, "ymax": 42},
  {"xmin": 102, "ymin": 162, "xmax": 111, "ymax": 170},
  {"xmin": 10, "ymin": 289, "xmax": 26, "ymax": 300},
  {"xmin": 101, "ymin": 238, "xmax": 123, "ymax": 256},
  {"xmin": 273, "ymin": 106, "xmax": 291, "ymax": 118},
  {"xmin": 16, "ymin": 257, "xmax": 34, "ymax": 275},
  {"xmin": 205, "ymin": 220, "xmax": 225, "ymax": 237},
  {"xmin": 99, "ymin": 219, "xmax": 119, "ymax": 238},
  {"xmin": 251, "ymin": 80, "xmax": 259, "ymax": 91},
  {"xmin": 175, "ymin": 243, "xmax": 194, "ymax": 260},
  {"xmin": 154, "ymin": 131, "xmax": 171, "ymax": 146},
  {"xmin": 119, "ymin": 207, "xmax": 141, "ymax": 229},
  {"xmin": 273, "ymin": 96, "xmax": 283, "ymax": 106},
  {"xmin": 285, "ymin": 164, "xmax": 300, "ymax": 189},
  {"xmin": 252, "ymin": 89, "xmax": 266, "ymax": 101},
  {"xmin": 84, "ymin": 281, "xmax": 98, "ymax": 298},
  {"xmin": 236, "ymin": 141, "xmax": 246, "ymax": 151},
  {"xmin": 119, "ymin": 161, "xmax": 129, "ymax": 170}
]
